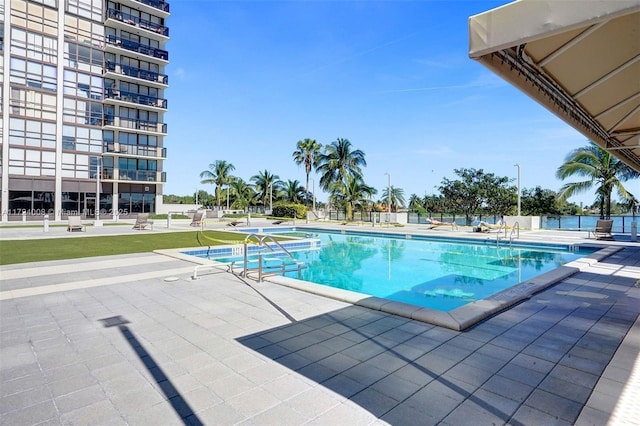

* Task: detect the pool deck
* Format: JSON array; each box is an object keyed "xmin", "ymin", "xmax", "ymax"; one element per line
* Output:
[{"xmin": 1, "ymin": 219, "xmax": 639, "ymax": 425}]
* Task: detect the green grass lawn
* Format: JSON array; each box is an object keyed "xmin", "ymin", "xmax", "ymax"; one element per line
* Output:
[{"xmin": 0, "ymin": 230, "xmax": 250, "ymax": 265}]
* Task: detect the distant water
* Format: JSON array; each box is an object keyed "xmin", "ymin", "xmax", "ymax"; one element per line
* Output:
[{"xmin": 542, "ymin": 215, "xmax": 637, "ymax": 233}]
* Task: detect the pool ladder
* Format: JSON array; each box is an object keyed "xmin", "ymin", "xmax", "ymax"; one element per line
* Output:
[
  {"xmin": 496, "ymin": 221, "xmax": 520, "ymax": 247},
  {"xmin": 232, "ymin": 234, "xmax": 306, "ymax": 282}
]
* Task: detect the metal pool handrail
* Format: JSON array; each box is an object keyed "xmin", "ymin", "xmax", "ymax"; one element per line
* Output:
[{"xmin": 241, "ymin": 234, "xmax": 304, "ymax": 281}]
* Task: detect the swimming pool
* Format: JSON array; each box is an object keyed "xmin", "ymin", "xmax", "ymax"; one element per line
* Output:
[{"xmin": 187, "ymin": 228, "xmax": 596, "ymax": 314}]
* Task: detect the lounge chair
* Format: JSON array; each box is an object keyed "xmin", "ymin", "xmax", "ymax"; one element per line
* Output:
[
  {"xmin": 133, "ymin": 213, "xmax": 154, "ymax": 230},
  {"xmin": 589, "ymin": 219, "xmax": 614, "ymax": 240},
  {"xmin": 190, "ymin": 211, "xmax": 204, "ymax": 227},
  {"xmin": 227, "ymin": 220, "xmax": 243, "ymax": 227},
  {"xmin": 67, "ymin": 216, "xmax": 86, "ymax": 232},
  {"xmin": 426, "ymin": 217, "xmax": 458, "ymax": 230},
  {"xmin": 475, "ymin": 220, "xmax": 505, "ymax": 233}
]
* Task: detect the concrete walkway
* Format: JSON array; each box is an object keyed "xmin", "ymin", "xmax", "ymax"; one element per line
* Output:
[{"xmin": 0, "ymin": 222, "xmax": 638, "ymax": 425}]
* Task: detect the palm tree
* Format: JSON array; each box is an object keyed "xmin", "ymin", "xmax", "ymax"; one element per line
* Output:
[
  {"xmin": 292, "ymin": 138, "xmax": 322, "ymax": 206},
  {"xmin": 316, "ymin": 138, "xmax": 367, "ymax": 192},
  {"xmin": 283, "ymin": 179, "xmax": 306, "ymax": 204},
  {"xmin": 556, "ymin": 142, "xmax": 639, "ymax": 218},
  {"xmin": 381, "ymin": 185, "xmax": 406, "ymax": 212},
  {"xmin": 199, "ymin": 160, "xmax": 235, "ymax": 209},
  {"xmin": 229, "ymin": 178, "xmax": 257, "ymax": 211},
  {"xmin": 334, "ymin": 175, "xmax": 377, "ymax": 221},
  {"xmin": 408, "ymin": 194, "xmax": 423, "ymax": 211},
  {"xmin": 250, "ymin": 169, "xmax": 281, "ymax": 209}
]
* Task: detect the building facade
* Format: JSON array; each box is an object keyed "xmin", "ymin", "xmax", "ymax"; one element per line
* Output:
[{"xmin": 0, "ymin": 0, "xmax": 169, "ymax": 222}]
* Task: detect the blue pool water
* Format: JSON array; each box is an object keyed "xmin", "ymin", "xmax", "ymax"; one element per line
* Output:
[{"xmin": 192, "ymin": 230, "xmax": 595, "ymax": 312}]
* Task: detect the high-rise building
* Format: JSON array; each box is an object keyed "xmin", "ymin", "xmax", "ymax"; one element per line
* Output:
[{"xmin": 0, "ymin": 0, "xmax": 169, "ymax": 223}]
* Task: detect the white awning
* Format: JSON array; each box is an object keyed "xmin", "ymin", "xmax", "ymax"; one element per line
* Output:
[{"xmin": 469, "ymin": 0, "xmax": 640, "ymax": 172}]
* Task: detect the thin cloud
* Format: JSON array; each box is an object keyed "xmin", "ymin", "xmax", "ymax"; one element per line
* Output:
[
  {"xmin": 174, "ymin": 67, "xmax": 186, "ymax": 79},
  {"xmin": 415, "ymin": 146, "xmax": 455, "ymax": 156},
  {"xmin": 378, "ymin": 71, "xmax": 508, "ymax": 94}
]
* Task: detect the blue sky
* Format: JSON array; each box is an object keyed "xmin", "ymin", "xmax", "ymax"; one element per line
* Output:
[{"xmin": 162, "ymin": 0, "xmax": 633, "ymax": 207}]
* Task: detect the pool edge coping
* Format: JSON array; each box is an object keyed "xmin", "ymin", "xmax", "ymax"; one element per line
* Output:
[
  {"xmin": 154, "ymin": 231, "xmax": 622, "ymax": 331},
  {"xmin": 263, "ymin": 245, "xmax": 623, "ymax": 331}
]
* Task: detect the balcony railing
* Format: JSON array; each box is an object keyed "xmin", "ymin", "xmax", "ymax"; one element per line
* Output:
[
  {"xmin": 105, "ymin": 88, "xmax": 168, "ymax": 109},
  {"xmin": 102, "ymin": 167, "xmax": 167, "ymax": 182},
  {"xmin": 117, "ymin": 169, "xmax": 165, "ymax": 182},
  {"xmin": 133, "ymin": 0, "xmax": 170, "ymax": 13},
  {"xmin": 105, "ymin": 61, "xmax": 168, "ymax": 85},
  {"xmin": 105, "ymin": 143, "xmax": 167, "ymax": 158},
  {"xmin": 106, "ymin": 35, "xmax": 168, "ymax": 61},
  {"xmin": 107, "ymin": 8, "xmax": 169, "ymax": 36},
  {"xmin": 104, "ymin": 116, "xmax": 167, "ymax": 133}
]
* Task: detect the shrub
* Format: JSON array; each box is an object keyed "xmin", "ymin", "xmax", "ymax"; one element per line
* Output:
[{"xmin": 273, "ymin": 204, "xmax": 307, "ymax": 219}]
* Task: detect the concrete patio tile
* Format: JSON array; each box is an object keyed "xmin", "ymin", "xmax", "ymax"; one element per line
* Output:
[
  {"xmin": 558, "ymin": 352, "xmax": 609, "ymax": 374},
  {"xmin": 509, "ymin": 352, "xmax": 556, "ymax": 374},
  {"xmin": 538, "ymin": 374, "xmax": 592, "ymax": 405},
  {"xmin": 343, "ymin": 362, "xmax": 390, "ymax": 387},
  {"xmin": 412, "ymin": 351, "xmax": 459, "ymax": 376},
  {"xmin": 317, "ymin": 334, "xmax": 358, "ymax": 353},
  {"xmin": 367, "ymin": 350, "xmax": 410, "ymax": 373},
  {"xmin": 548, "ymin": 364, "xmax": 599, "ymax": 390},
  {"xmin": 226, "ymin": 386, "xmax": 281, "ymax": 417},
  {"xmin": 480, "ymin": 374, "xmax": 534, "ymax": 403},
  {"xmin": 316, "ymin": 352, "xmax": 360, "ymax": 373},
  {"xmin": 296, "ymin": 342, "xmax": 342, "ymax": 363},
  {"xmin": 296, "ymin": 361, "xmax": 340, "ymax": 384},
  {"xmin": 404, "ymin": 385, "xmax": 462, "ymax": 420},
  {"xmin": 428, "ymin": 341, "xmax": 474, "ymax": 363},
  {"xmin": 172, "ymin": 372, "xmax": 206, "ymax": 395},
  {"xmin": 581, "ymin": 387, "xmax": 619, "ymax": 414},
  {"xmin": 44, "ymin": 362, "xmax": 92, "ymax": 384},
  {"xmin": 369, "ymin": 373, "xmax": 423, "ymax": 402},
  {"xmin": 191, "ymin": 361, "xmax": 235, "ymax": 386},
  {"xmin": 101, "ymin": 371, "xmax": 151, "ymax": 399},
  {"xmin": 497, "ymin": 363, "xmax": 546, "ymax": 387},
  {"xmin": 443, "ymin": 362, "xmax": 495, "ymax": 387},
  {"xmin": 110, "ymin": 384, "xmax": 166, "ymax": 413},
  {"xmin": 490, "ymin": 332, "xmax": 537, "ymax": 352},
  {"xmin": 473, "ymin": 341, "xmax": 519, "ymax": 362},
  {"xmin": 0, "ymin": 362, "xmax": 40, "ymax": 384},
  {"xmin": 524, "ymin": 389, "xmax": 583, "ymax": 423},
  {"xmin": 54, "ymin": 384, "xmax": 108, "ymax": 414},
  {"xmin": 0, "ymin": 385, "xmax": 51, "ymax": 415},
  {"xmin": 59, "ymin": 399, "xmax": 123, "ymax": 425},
  {"xmin": 574, "ymin": 406, "xmax": 610, "ymax": 426},
  {"xmin": 223, "ymin": 352, "xmax": 268, "ymax": 373},
  {"xmin": 461, "ymin": 350, "xmax": 510, "ymax": 374},
  {"xmin": 0, "ymin": 373, "xmax": 46, "ymax": 398},
  {"xmin": 241, "ymin": 401, "xmax": 314, "ymax": 426},
  {"xmin": 381, "ymin": 402, "xmax": 440, "ymax": 426},
  {"xmin": 0, "ymin": 399, "xmax": 58, "ymax": 425},
  {"xmin": 321, "ymin": 374, "xmax": 368, "ymax": 399},
  {"xmin": 391, "ymin": 362, "xmax": 436, "ymax": 387},
  {"xmin": 441, "ymin": 388, "xmax": 519, "ymax": 425},
  {"xmin": 90, "ymin": 360, "xmax": 134, "ymax": 382},
  {"xmin": 276, "ymin": 351, "xmax": 315, "ymax": 371},
  {"xmin": 350, "ymin": 387, "xmax": 398, "ymax": 417},
  {"xmin": 521, "ymin": 340, "xmax": 569, "ymax": 363},
  {"xmin": 341, "ymin": 339, "xmax": 391, "ymax": 362},
  {"xmin": 183, "ymin": 385, "xmax": 223, "ymax": 412},
  {"xmin": 208, "ymin": 371, "xmax": 258, "ymax": 400},
  {"xmin": 387, "ymin": 341, "xmax": 430, "ymax": 362},
  {"xmin": 286, "ymin": 387, "xmax": 342, "ymax": 418},
  {"xmin": 305, "ymin": 400, "xmax": 380, "ymax": 426},
  {"xmin": 125, "ymin": 401, "xmax": 185, "ymax": 425},
  {"xmin": 510, "ymin": 404, "xmax": 573, "ymax": 426}
]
